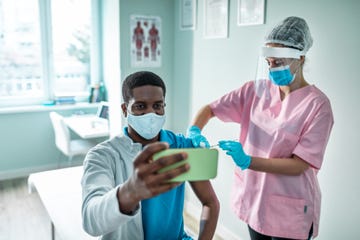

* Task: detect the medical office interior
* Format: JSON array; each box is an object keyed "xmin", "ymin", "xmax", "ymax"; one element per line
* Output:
[{"xmin": 0, "ymin": 0, "xmax": 359, "ymax": 239}]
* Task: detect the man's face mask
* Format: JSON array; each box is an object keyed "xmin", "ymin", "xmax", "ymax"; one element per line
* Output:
[{"xmin": 127, "ymin": 112, "xmax": 165, "ymax": 140}]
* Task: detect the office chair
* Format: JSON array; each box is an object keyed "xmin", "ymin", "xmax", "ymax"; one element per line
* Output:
[{"xmin": 49, "ymin": 111, "xmax": 96, "ymax": 166}]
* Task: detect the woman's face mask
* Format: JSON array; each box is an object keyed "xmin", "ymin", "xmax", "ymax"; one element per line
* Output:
[
  {"xmin": 269, "ymin": 65, "xmax": 295, "ymax": 86},
  {"xmin": 127, "ymin": 112, "xmax": 165, "ymax": 140}
]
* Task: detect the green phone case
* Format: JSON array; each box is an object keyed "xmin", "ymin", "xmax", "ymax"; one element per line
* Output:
[{"xmin": 153, "ymin": 148, "xmax": 218, "ymax": 182}]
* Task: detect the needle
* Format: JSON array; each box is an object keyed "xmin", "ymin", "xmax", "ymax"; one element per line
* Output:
[
  {"xmin": 210, "ymin": 143, "xmax": 220, "ymax": 148},
  {"xmin": 204, "ymin": 139, "xmax": 238, "ymax": 148}
]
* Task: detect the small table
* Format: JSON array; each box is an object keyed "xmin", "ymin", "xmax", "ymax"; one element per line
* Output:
[
  {"xmin": 28, "ymin": 167, "xmax": 96, "ymax": 240},
  {"xmin": 64, "ymin": 114, "xmax": 109, "ymax": 139}
]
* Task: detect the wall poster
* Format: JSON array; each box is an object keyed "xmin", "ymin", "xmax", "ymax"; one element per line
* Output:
[
  {"xmin": 204, "ymin": 0, "xmax": 228, "ymax": 39},
  {"xmin": 130, "ymin": 15, "xmax": 161, "ymax": 67},
  {"xmin": 180, "ymin": 0, "xmax": 196, "ymax": 30},
  {"xmin": 237, "ymin": 0, "xmax": 265, "ymax": 26}
]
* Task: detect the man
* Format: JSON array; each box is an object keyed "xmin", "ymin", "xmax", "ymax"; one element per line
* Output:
[{"xmin": 81, "ymin": 71, "xmax": 219, "ymax": 239}]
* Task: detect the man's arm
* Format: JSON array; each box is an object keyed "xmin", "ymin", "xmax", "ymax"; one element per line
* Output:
[
  {"xmin": 189, "ymin": 180, "xmax": 220, "ymax": 240},
  {"xmin": 82, "ymin": 142, "xmax": 190, "ymax": 236}
]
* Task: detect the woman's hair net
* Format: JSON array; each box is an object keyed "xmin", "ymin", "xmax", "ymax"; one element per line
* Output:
[{"xmin": 264, "ymin": 16, "xmax": 313, "ymax": 53}]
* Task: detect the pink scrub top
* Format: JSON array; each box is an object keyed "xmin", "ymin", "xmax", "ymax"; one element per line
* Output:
[{"xmin": 210, "ymin": 80, "xmax": 334, "ymax": 239}]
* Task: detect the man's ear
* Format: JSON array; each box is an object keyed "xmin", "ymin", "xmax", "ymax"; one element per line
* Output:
[{"xmin": 121, "ymin": 103, "xmax": 127, "ymax": 117}]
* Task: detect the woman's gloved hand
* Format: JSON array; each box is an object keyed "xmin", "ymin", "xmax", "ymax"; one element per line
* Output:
[
  {"xmin": 186, "ymin": 125, "xmax": 210, "ymax": 148},
  {"xmin": 218, "ymin": 140, "xmax": 251, "ymax": 170}
]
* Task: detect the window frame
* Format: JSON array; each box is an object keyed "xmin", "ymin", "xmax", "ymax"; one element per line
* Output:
[{"xmin": 0, "ymin": 0, "xmax": 102, "ymax": 107}]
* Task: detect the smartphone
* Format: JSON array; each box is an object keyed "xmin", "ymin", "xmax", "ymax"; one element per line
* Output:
[{"xmin": 153, "ymin": 148, "xmax": 218, "ymax": 182}]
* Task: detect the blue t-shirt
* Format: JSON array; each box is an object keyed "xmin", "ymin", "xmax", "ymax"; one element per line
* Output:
[{"xmin": 140, "ymin": 129, "xmax": 193, "ymax": 240}]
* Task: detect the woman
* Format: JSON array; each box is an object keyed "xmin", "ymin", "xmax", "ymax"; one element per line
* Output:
[{"xmin": 187, "ymin": 16, "xmax": 334, "ymax": 240}]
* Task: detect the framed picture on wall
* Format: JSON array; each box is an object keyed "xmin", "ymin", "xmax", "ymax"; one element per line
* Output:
[
  {"xmin": 180, "ymin": 0, "xmax": 196, "ymax": 30},
  {"xmin": 130, "ymin": 15, "xmax": 162, "ymax": 67},
  {"xmin": 237, "ymin": 0, "xmax": 265, "ymax": 26},
  {"xmin": 204, "ymin": 0, "xmax": 228, "ymax": 39}
]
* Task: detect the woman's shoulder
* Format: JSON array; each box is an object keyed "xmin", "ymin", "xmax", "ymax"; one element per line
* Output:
[
  {"xmin": 302, "ymin": 85, "xmax": 333, "ymax": 118},
  {"xmin": 308, "ymin": 85, "xmax": 332, "ymax": 105},
  {"xmin": 220, "ymin": 80, "xmax": 257, "ymax": 98}
]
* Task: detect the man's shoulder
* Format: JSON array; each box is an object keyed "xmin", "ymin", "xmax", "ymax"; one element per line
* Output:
[
  {"xmin": 160, "ymin": 130, "xmax": 193, "ymax": 148},
  {"xmin": 161, "ymin": 129, "xmax": 185, "ymax": 141},
  {"xmin": 84, "ymin": 135, "xmax": 141, "ymax": 170},
  {"xmin": 89, "ymin": 135, "xmax": 138, "ymax": 155}
]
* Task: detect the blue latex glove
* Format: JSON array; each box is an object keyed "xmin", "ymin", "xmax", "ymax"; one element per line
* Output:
[
  {"xmin": 218, "ymin": 140, "xmax": 251, "ymax": 170},
  {"xmin": 186, "ymin": 125, "xmax": 210, "ymax": 148}
]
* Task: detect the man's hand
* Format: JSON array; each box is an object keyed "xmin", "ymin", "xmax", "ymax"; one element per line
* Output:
[{"xmin": 118, "ymin": 142, "xmax": 189, "ymax": 214}]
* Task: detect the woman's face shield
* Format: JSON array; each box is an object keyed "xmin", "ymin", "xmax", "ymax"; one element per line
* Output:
[{"xmin": 255, "ymin": 47, "xmax": 303, "ymax": 98}]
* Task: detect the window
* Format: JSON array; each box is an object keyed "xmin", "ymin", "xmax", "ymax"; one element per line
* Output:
[{"xmin": 0, "ymin": 0, "xmax": 100, "ymax": 107}]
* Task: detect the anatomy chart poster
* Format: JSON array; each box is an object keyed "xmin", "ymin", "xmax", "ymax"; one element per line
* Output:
[{"xmin": 130, "ymin": 15, "xmax": 162, "ymax": 67}]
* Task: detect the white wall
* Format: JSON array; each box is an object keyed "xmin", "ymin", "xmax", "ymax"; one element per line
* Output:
[
  {"xmin": 178, "ymin": 0, "xmax": 360, "ymax": 239},
  {"xmin": 103, "ymin": 0, "xmax": 177, "ymax": 137},
  {"xmin": 102, "ymin": 0, "xmax": 122, "ymax": 137},
  {"xmin": 103, "ymin": 0, "xmax": 360, "ymax": 238}
]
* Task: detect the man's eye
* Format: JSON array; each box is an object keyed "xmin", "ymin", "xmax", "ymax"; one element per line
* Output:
[
  {"xmin": 133, "ymin": 104, "xmax": 145, "ymax": 110},
  {"xmin": 153, "ymin": 103, "xmax": 165, "ymax": 110},
  {"xmin": 153, "ymin": 103, "xmax": 161, "ymax": 110}
]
